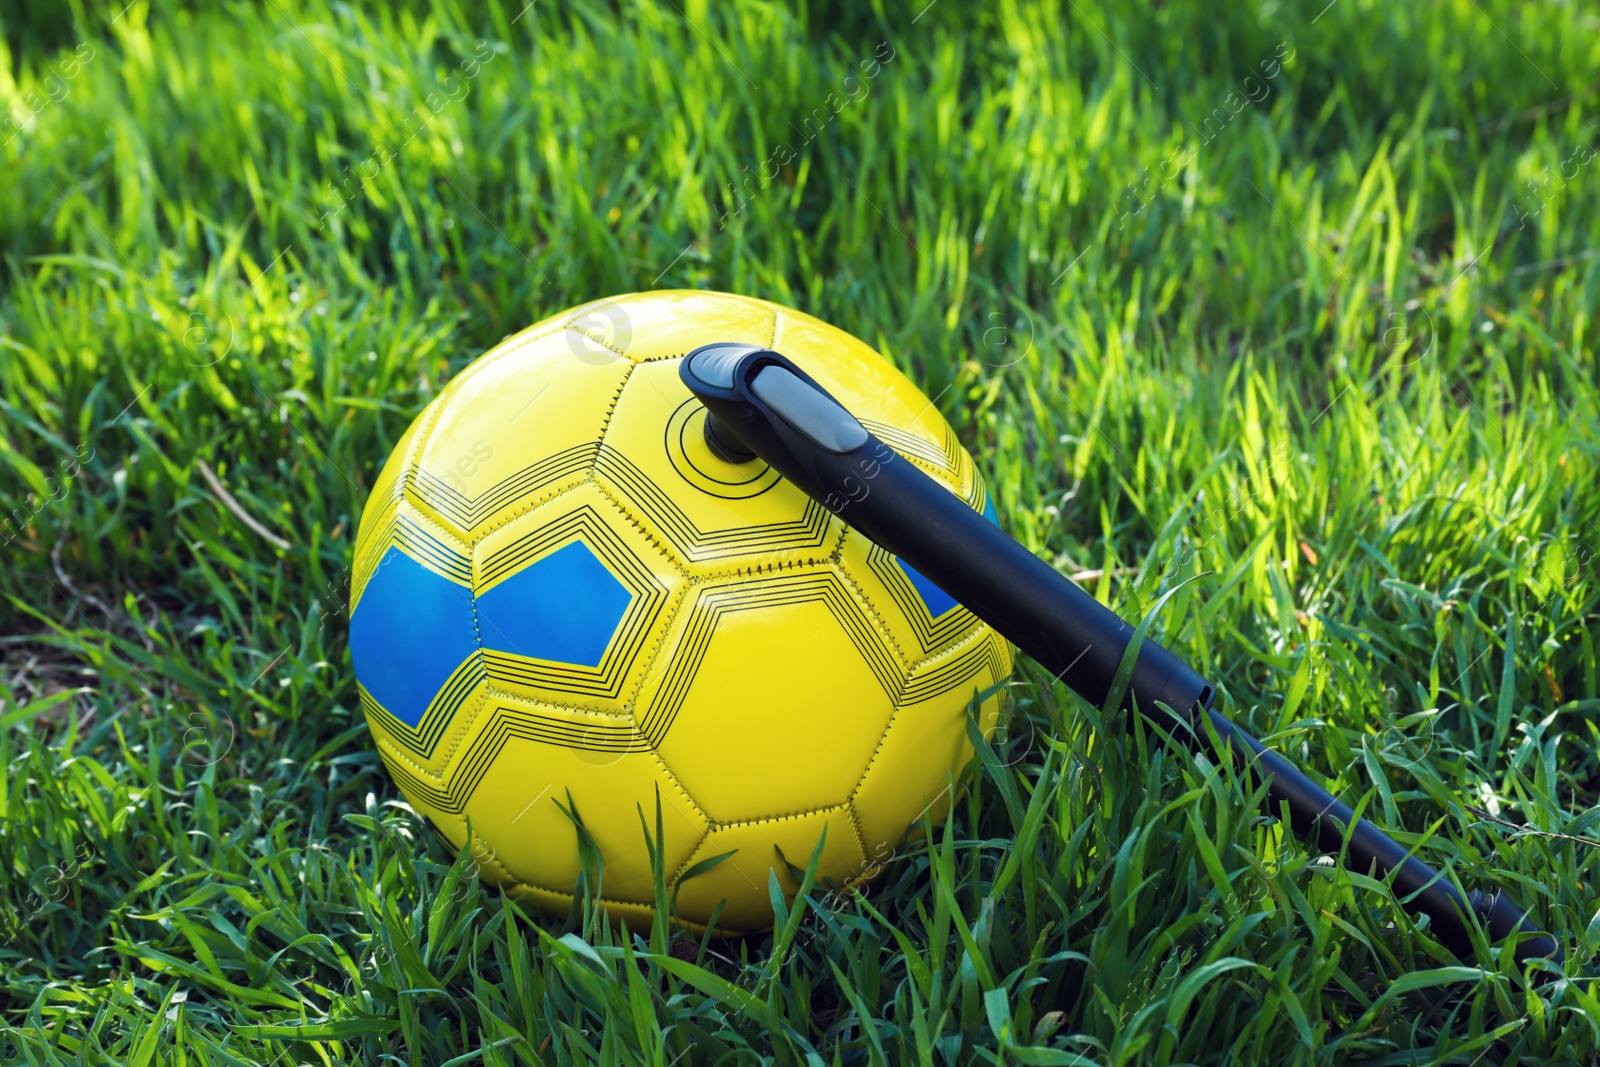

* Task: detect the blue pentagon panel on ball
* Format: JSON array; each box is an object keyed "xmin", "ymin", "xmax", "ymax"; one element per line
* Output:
[
  {"xmin": 475, "ymin": 540, "xmax": 633, "ymax": 667},
  {"xmin": 894, "ymin": 557, "xmax": 959, "ymax": 619},
  {"xmin": 350, "ymin": 546, "xmax": 481, "ymax": 729}
]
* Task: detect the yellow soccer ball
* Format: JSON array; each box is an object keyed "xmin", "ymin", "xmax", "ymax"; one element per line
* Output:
[{"xmin": 350, "ymin": 290, "xmax": 1011, "ymax": 932}]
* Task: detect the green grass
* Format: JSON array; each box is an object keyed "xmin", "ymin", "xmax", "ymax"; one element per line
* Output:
[{"xmin": 3, "ymin": 0, "xmax": 1600, "ymax": 1061}]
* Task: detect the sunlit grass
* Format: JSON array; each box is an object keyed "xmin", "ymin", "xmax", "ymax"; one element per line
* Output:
[{"xmin": 2, "ymin": 0, "xmax": 1600, "ymax": 1062}]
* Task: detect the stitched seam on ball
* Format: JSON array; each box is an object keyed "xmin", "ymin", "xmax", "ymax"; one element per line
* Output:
[
  {"xmin": 902, "ymin": 618, "xmax": 991, "ymax": 677},
  {"xmin": 399, "ymin": 330, "xmax": 607, "ymax": 540},
  {"xmin": 592, "ymin": 360, "xmax": 638, "ymax": 443},
  {"xmin": 689, "ymin": 553, "xmax": 839, "ymax": 584},
  {"xmin": 429, "ymin": 701, "xmax": 476, "ymax": 775},
  {"xmin": 500, "ymin": 876, "xmax": 653, "ymax": 910},
  {"xmin": 395, "ymin": 501, "xmax": 475, "ymax": 571},
  {"xmin": 463, "ymin": 478, "xmax": 587, "ymax": 546},
  {"xmin": 375, "ymin": 732, "xmax": 448, "ymax": 785},
  {"xmin": 618, "ymin": 581, "xmax": 689, "ymax": 716},
  {"xmin": 846, "ymin": 632, "xmax": 998, "ymax": 808},
  {"xmin": 403, "ymin": 428, "xmax": 566, "ymax": 547},
  {"xmin": 840, "ymin": 528, "xmax": 986, "ymax": 668},
  {"xmin": 844, "ymin": 804, "xmax": 872, "ymax": 867},
  {"xmin": 582, "ymin": 482, "xmax": 693, "ymax": 712},
  {"xmin": 425, "ymin": 686, "xmax": 496, "ymax": 774},
  {"xmin": 567, "ymin": 323, "xmax": 627, "ymax": 358},
  {"xmin": 589, "ymin": 476, "xmax": 692, "ymax": 579},
  {"xmin": 768, "ymin": 307, "xmax": 783, "ymax": 349},
  {"xmin": 904, "ymin": 624, "xmax": 982, "ymax": 671},
  {"xmin": 900, "ymin": 451, "xmax": 961, "ymax": 490},
  {"xmin": 848, "ymin": 631, "xmax": 1001, "ymax": 806},
  {"xmin": 707, "ymin": 802, "xmax": 852, "ymax": 831},
  {"xmin": 428, "ymin": 687, "xmax": 642, "ymax": 778},
  {"xmin": 825, "ymin": 518, "xmax": 849, "ymax": 558},
  {"xmin": 847, "ymin": 693, "xmax": 903, "ymax": 805},
  {"xmin": 647, "ymin": 749, "xmax": 711, "ymax": 824},
  {"xmin": 430, "ymin": 374, "xmax": 635, "ymax": 548},
  {"xmin": 597, "ymin": 498, "xmax": 841, "ymax": 569},
  {"xmin": 829, "ymin": 557, "xmax": 911, "ymax": 669},
  {"xmin": 472, "ymin": 849, "xmax": 518, "ymax": 887},
  {"xmin": 430, "ymin": 809, "xmax": 469, "ymax": 847},
  {"xmin": 350, "ymin": 507, "xmax": 399, "ymax": 616},
  {"xmin": 405, "ymin": 384, "xmax": 450, "ymax": 480},
  {"xmin": 474, "ymin": 685, "xmax": 635, "ymax": 721},
  {"xmin": 668, "ymin": 826, "xmax": 711, "ymax": 885}
]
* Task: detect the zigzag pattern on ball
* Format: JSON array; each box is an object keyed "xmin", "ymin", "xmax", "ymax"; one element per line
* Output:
[
  {"xmin": 373, "ymin": 742, "xmax": 458, "ymax": 814},
  {"xmin": 968, "ymin": 471, "xmax": 988, "ymax": 513},
  {"xmin": 390, "ymin": 512, "xmax": 474, "ymax": 585},
  {"xmin": 901, "ymin": 632, "xmax": 1011, "ymax": 705},
  {"xmin": 373, "ymin": 700, "xmax": 654, "ymax": 818},
  {"xmin": 360, "ymin": 653, "xmax": 487, "ymax": 761},
  {"xmin": 637, "ymin": 571, "xmax": 902, "ymax": 745},
  {"xmin": 477, "ymin": 505, "xmax": 670, "ymax": 701},
  {"xmin": 875, "ymin": 423, "xmax": 989, "ymax": 521},
  {"xmin": 864, "ymin": 540, "xmax": 982, "ymax": 656},
  {"xmin": 443, "ymin": 703, "xmax": 654, "ymax": 811},
  {"xmin": 407, "ymin": 443, "xmax": 598, "ymax": 532},
  {"xmin": 593, "ymin": 444, "xmax": 832, "ymax": 561},
  {"xmin": 859, "ymin": 419, "xmax": 953, "ymax": 476},
  {"xmin": 860, "ymin": 418, "xmax": 981, "ymax": 509},
  {"xmin": 943, "ymin": 423, "xmax": 980, "ymax": 507}
]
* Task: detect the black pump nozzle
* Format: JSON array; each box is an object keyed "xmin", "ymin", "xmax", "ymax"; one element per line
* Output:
[{"xmin": 680, "ymin": 342, "xmax": 1564, "ymax": 973}]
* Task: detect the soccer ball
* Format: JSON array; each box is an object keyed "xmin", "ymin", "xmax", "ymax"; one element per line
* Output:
[{"xmin": 349, "ymin": 290, "xmax": 1011, "ymax": 932}]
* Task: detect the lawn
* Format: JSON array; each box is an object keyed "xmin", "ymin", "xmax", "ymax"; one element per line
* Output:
[{"xmin": 3, "ymin": 0, "xmax": 1600, "ymax": 1062}]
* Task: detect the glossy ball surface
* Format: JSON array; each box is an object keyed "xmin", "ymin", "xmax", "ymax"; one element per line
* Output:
[{"xmin": 350, "ymin": 290, "xmax": 1010, "ymax": 932}]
